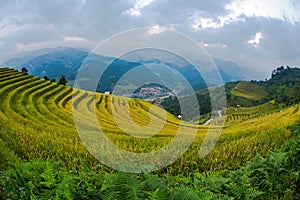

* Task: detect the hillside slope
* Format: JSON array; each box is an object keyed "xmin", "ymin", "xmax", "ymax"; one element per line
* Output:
[
  {"xmin": 0, "ymin": 68, "xmax": 299, "ymax": 172},
  {"xmin": 226, "ymin": 67, "xmax": 300, "ymax": 107},
  {"xmin": 0, "ymin": 68, "xmax": 205, "ymax": 171},
  {"xmin": 226, "ymin": 81, "xmax": 269, "ymax": 107},
  {"xmin": 230, "ymin": 81, "xmax": 268, "ymax": 101},
  {"xmin": 159, "ymin": 66, "xmax": 300, "ymax": 120}
]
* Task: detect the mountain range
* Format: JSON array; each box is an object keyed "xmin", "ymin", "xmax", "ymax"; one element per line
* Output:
[{"xmin": 1, "ymin": 47, "xmax": 259, "ymax": 94}]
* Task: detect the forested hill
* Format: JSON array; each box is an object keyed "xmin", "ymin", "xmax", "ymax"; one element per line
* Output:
[
  {"xmin": 161, "ymin": 66, "xmax": 300, "ymax": 119},
  {"xmin": 226, "ymin": 66, "xmax": 300, "ymax": 107},
  {"xmin": 263, "ymin": 66, "xmax": 300, "ymax": 106}
]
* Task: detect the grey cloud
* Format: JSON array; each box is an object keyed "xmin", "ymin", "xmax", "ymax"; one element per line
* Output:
[
  {"xmin": 197, "ymin": 16, "xmax": 300, "ymax": 76},
  {"xmin": 0, "ymin": 0, "xmax": 299, "ymax": 78},
  {"xmin": 131, "ymin": 0, "xmax": 233, "ymax": 28},
  {"xmin": 147, "ymin": 0, "xmax": 232, "ymax": 16}
]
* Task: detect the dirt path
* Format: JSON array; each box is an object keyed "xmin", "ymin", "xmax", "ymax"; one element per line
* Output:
[{"xmin": 202, "ymin": 110, "xmax": 222, "ymax": 126}]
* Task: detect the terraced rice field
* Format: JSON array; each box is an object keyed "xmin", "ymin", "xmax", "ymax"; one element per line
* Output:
[
  {"xmin": 226, "ymin": 102, "xmax": 277, "ymax": 122},
  {"xmin": 0, "ymin": 68, "xmax": 299, "ymax": 174},
  {"xmin": 231, "ymin": 81, "xmax": 268, "ymax": 101}
]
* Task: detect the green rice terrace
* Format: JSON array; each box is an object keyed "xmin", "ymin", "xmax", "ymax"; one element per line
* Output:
[
  {"xmin": 230, "ymin": 81, "xmax": 268, "ymax": 101},
  {"xmin": 0, "ymin": 68, "xmax": 300, "ymax": 199}
]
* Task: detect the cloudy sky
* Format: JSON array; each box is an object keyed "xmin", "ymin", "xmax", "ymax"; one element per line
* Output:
[{"xmin": 1, "ymin": 0, "xmax": 300, "ymax": 77}]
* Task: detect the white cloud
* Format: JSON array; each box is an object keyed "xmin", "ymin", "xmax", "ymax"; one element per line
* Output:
[
  {"xmin": 0, "ymin": 24, "xmax": 27, "ymax": 38},
  {"xmin": 226, "ymin": 0, "xmax": 300, "ymax": 24},
  {"xmin": 200, "ymin": 41, "xmax": 227, "ymax": 48},
  {"xmin": 192, "ymin": 17, "xmax": 221, "ymax": 30},
  {"xmin": 15, "ymin": 35, "xmax": 89, "ymax": 51},
  {"xmin": 16, "ymin": 41, "xmax": 52, "ymax": 50},
  {"xmin": 147, "ymin": 25, "xmax": 169, "ymax": 35},
  {"xmin": 63, "ymin": 35, "xmax": 89, "ymax": 42},
  {"xmin": 191, "ymin": 14, "xmax": 245, "ymax": 30},
  {"xmin": 78, "ymin": 0, "xmax": 87, "ymax": 12},
  {"xmin": 248, "ymin": 32, "xmax": 263, "ymax": 46},
  {"xmin": 125, "ymin": 0, "xmax": 155, "ymax": 17},
  {"xmin": 191, "ymin": 0, "xmax": 300, "ymax": 31}
]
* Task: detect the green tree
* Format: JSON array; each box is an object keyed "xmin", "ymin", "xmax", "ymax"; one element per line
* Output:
[
  {"xmin": 43, "ymin": 76, "xmax": 49, "ymax": 81},
  {"xmin": 58, "ymin": 75, "xmax": 67, "ymax": 86}
]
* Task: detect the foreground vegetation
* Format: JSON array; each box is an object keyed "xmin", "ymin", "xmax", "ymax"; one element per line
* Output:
[
  {"xmin": 1, "ymin": 121, "xmax": 299, "ymax": 199},
  {"xmin": 0, "ymin": 67, "xmax": 299, "ymax": 199}
]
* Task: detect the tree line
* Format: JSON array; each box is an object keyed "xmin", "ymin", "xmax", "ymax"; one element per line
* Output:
[
  {"xmin": 43, "ymin": 74, "xmax": 67, "ymax": 86},
  {"xmin": 21, "ymin": 67, "xmax": 68, "ymax": 86}
]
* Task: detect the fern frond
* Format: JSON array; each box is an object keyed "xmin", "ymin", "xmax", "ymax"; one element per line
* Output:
[{"xmin": 170, "ymin": 186, "xmax": 199, "ymax": 200}]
